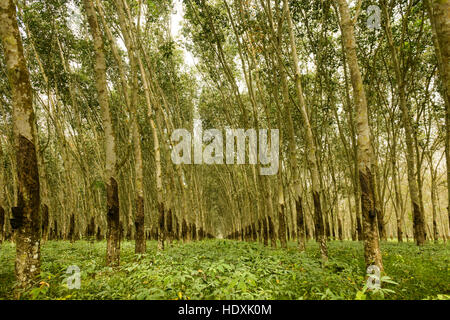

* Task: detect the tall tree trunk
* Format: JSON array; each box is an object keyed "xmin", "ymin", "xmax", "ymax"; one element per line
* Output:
[
  {"xmin": 336, "ymin": 5, "xmax": 363, "ymax": 241},
  {"xmin": 277, "ymin": 174, "xmax": 287, "ymax": 249},
  {"xmin": 268, "ymin": 215, "xmax": 277, "ymax": 248},
  {"xmin": 110, "ymin": 0, "xmax": 146, "ymax": 254},
  {"xmin": 68, "ymin": 213, "xmax": 75, "ymax": 243},
  {"xmin": 119, "ymin": 0, "xmax": 166, "ymax": 251},
  {"xmin": 389, "ymin": 124, "xmax": 404, "ymax": 243},
  {"xmin": 381, "ymin": 2, "xmax": 426, "ymax": 245},
  {"xmin": 336, "ymin": 0, "xmax": 383, "ymax": 270},
  {"xmin": 83, "ymin": 0, "xmax": 120, "ymax": 266},
  {"xmin": 0, "ymin": 206, "xmax": 4, "ymax": 244},
  {"xmin": 0, "ymin": 141, "xmax": 5, "ymax": 244},
  {"xmin": 41, "ymin": 204, "xmax": 49, "ymax": 242},
  {"xmin": 372, "ymin": 159, "xmax": 387, "ymax": 241},
  {"xmin": 262, "ymin": 211, "xmax": 269, "ymax": 246},
  {"xmin": 427, "ymin": 152, "xmax": 440, "ymax": 242},
  {"xmin": 285, "ymin": 0, "xmax": 327, "ymax": 258},
  {"xmin": 346, "ymin": 187, "xmax": 356, "ymax": 240},
  {"xmin": 425, "ymin": 0, "xmax": 450, "ymax": 239},
  {"xmin": 0, "ymin": 0, "xmax": 41, "ymax": 288}
]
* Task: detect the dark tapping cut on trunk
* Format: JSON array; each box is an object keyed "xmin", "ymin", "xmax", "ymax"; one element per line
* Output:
[
  {"xmin": 106, "ymin": 177, "xmax": 120, "ymax": 266},
  {"xmin": 13, "ymin": 135, "xmax": 41, "ymax": 288},
  {"xmin": 135, "ymin": 195, "xmax": 145, "ymax": 253}
]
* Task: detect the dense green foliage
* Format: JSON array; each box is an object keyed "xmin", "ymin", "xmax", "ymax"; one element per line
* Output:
[{"xmin": 0, "ymin": 240, "xmax": 448, "ymax": 300}]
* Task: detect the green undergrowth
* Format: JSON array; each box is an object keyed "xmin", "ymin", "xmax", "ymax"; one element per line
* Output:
[{"xmin": 0, "ymin": 239, "xmax": 448, "ymax": 300}]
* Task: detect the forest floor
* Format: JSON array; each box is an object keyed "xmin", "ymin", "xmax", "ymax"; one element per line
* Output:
[{"xmin": 0, "ymin": 239, "xmax": 448, "ymax": 300}]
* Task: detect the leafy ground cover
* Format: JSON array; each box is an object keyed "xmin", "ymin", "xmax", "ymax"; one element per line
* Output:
[{"xmin": 0, "ymin": 240, "xmax": 448, "ymax": 300}]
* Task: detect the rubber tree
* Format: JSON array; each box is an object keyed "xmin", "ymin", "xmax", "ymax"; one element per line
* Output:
[
  {"xmin": 336, "ymin": 0, "xmax": 383, "ymax": 270},
  {"xmin": 83, "ymin": 0, "xmax": 120, "ymax": 266},
  {"xmin": 0, "ymin": 0, "xmax": 41, "ymax": 287}
]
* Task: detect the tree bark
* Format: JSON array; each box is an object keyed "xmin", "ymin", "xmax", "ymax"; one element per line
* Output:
[
  {"xmin": 110, "ymin": 0, "xmax": 146, "ymax": 254},
  {"xmin": 68, "ymin": 213, "xmax": 75, "ymax": 243},
  {"xmin": 277, "ymin": 177, "xmax": 287, "ymax": 249},
  {"xmin": 41, "ymin": 204, "xmax": 49, "ymax": 242},
  {"xmin": 0, "ymin": 141, "xmax": 4, "ymax": 244},
  {"xmin": 0, "ymin": 0, "xmax": 41, "ymax": 288},
  {"xmin": 337, "ymin": 0, "xmax": 383, "ymax": 270},
  {"xmin": 83, "ymin": 0, "xmax": 120, "ymax": 266},
  {"xmin": 425, "ymin": 0, "xmax": 450, "ymax": 239},
  {"xmin": 0, "ymin": 206, "xmax": 4, "ymax": 244}
]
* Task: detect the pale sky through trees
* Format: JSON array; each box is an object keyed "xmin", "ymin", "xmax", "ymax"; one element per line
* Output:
[{"xmin": 171, "ymin": 0, "xmax": 197, "ymax": 68}]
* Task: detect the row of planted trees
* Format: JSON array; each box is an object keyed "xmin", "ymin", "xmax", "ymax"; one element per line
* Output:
[
  {"xmin": 0, "ymin": 0, "xmax": 211, "ymax": 287},
  {"xmin": 0, "ymin": 0, "xmax": 449, "ymax": 289},
  {"xmin": 182, "ymin": 0, "xmax": 450, "ymax": 270}
]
